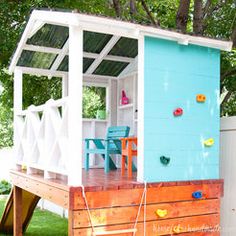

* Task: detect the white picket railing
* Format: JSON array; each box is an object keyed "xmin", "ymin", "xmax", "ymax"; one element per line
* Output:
[{"xmin": 14, "ymin": 98, "xmax": 69, "ymax": 177}]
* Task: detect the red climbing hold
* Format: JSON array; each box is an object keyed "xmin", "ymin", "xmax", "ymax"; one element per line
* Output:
[{"xmin": 173, "ymin": 108, "xmax": 183, "ymax": 116}]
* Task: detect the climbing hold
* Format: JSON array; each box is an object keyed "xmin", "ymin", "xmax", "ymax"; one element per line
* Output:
[
  {"xmin": 173, "ymin": 225, "xmax": 183, "ymax": 234},
  {"xmin": 192, "ymin": 191, "xmax": 203, "ymax": 199},
  {"xmin": 160, "ymin": 156, "xmax": 170, "ymax": 165},
  {"xmin": 173, "ymin": 108, "xmax": 183, "ymax": 116},
  {"xmin": 156, "ymin": 209, "xmax": 168, "ymax": 218},
  {"xmin": 204, "ymin": 138, "xmax": 214, "ymax": 147},
  {"xmin": 196, "ymin": 94, "xmax": 206, "ymax": 103}
]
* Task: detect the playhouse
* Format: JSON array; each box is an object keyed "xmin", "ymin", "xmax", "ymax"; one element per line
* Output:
[{"xmin": 0, "ymin": 9, "xmax": 233, "ymax": 236}]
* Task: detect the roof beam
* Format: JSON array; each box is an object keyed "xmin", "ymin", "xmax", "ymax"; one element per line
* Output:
[
  {"xmin": 24, "ymin": 44, "xmax": 61, "ymax": 54},
  {"xmin": 16, "ymin": 66, "xmax": 67, "ymax": 77},
  {"xmin": 16, "ymin": 66, "xmax": 118, "ymax": 80},
  {"xmin": 86, "ymin": 35, "xmax": 120, "ymax": 74},
  {"xmin": 28, "ymin": 20, "xmax": 45, "ymax": 38},
  {"xmin": 23, "ymin": 45, "xmax": 134, "ymax": 64},
  {"xmin": 9, "ymin": 16, "xmax": 36, "ymax": 74},
  {"xmin": 31, "ymin": 10, "xmax": 79, "ymax": 27},
  {"xmin": 83, "ymin": 52, "xmax": 134, "ymax": 63},
  {"xmin": 50, "ymin": 39, "xmax": 69, "ymax": 72},
  {"xmin": 118, "ymin": 56, "xmax": 138, "ymax": 78}
]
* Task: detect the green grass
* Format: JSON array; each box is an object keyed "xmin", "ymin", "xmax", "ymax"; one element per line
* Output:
[{"xmin": 0, "ymin": 200, "xmax": 68, "ymax": 236}]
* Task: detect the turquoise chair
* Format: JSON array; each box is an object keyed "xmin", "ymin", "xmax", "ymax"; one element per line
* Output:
[{"xmin": 84, "ymin": 126, "xmax": 130, "ymax": 173}]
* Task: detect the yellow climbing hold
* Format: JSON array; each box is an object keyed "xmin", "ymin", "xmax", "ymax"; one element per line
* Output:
[
  {"xmin": 156, "ymin": 209, "xmax": 168, "ymax": 218},
  {"xmin": 204, "ymin": 138, "xmax": 214, "ymax": 147},
  {"xmin": 173, "ymin": 225, "xmax": 183, "ymax": 234}
]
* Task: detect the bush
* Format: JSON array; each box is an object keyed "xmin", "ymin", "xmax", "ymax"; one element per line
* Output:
[{"xmin": 0, "ymin": 180, "xmax": 11, "ymax": 195}]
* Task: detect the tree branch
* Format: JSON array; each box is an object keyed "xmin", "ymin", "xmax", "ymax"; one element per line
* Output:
[
  {"xmin": 221, "ymin": 91, "xmax": 232, "ymax": 105},
  {"xmin": 203, "ymin": 0, "xmax": 211, "ymax": 18},
  {"xmin": 221, "ymin": 68, "xmax": 236, "ymax": 80},
  {"xmin": 140, "ymin": 0, "xmax": 159, "ymax": 26}
]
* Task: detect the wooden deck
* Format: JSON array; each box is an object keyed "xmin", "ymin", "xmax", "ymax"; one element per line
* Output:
[{"xmin": 10, "ymin": 169, "xmax": 223, "ymax": 236}]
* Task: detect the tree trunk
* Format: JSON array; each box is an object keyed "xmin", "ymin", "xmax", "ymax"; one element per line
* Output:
[
  {"xmin": 176, "ymin": 0, "xmax": 191, "ymax": 33},
  {"xmin": 130, "ymin": 0, "xmax": 137, "ymax": 18},
  {"xmin": 113, "ymin": 0, "xmax": 121, "ymax": 18},
  {"xmin": 193, "ymin": 0, "xmax": 203, "ymax": 35}
]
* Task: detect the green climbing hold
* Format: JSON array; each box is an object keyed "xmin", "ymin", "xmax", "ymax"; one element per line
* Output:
[{"xmin": 160, "ymin": 156, "xmax": 170, "ymax": 165}]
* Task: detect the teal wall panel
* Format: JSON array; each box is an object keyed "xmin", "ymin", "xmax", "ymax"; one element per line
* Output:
[{"xmin": 143, "ymin": 36, "xmax": 220, "ymax": 182}]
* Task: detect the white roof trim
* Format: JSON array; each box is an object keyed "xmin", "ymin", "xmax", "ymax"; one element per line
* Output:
[{"xmin": 9, "ymin": 9, "xmax": 233, "ymax": 74}]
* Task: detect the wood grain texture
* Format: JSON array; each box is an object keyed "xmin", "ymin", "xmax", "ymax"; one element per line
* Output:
[
  {"xmin": 73, "ymin": 199, "xmax": 220, "ymax": 228},
  {"xmin": 13, "ymin": 186, "xmax": 22, "ymax": 236},
  {"xmin": 10, "ymin": 171, "xmax": 69, "ymax": 208},
  {"xmin": 71, "ymin": 183, "xmax": 222, "ymax": 209},
  {"xmin": 72, "ymin": 214, "xmax": 220, "ymax": 236}
]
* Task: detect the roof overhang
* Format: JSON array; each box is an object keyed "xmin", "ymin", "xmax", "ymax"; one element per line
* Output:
[{"xmin": 9, "ymin": 9, "xmax": 233, "ymax": 76}]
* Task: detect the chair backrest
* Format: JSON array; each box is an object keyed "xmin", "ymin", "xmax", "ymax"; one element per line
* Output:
[{"xmin": 106, "ymin": 126, "xmax": 130, "ymax": 139}]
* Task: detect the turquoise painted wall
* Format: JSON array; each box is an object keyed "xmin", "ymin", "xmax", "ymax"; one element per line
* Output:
[{"xmin": 144, "ymin": 36, "xmax": 220, "ymax": 182}]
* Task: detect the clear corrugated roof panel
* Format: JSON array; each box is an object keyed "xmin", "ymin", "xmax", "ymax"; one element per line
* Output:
[
  {"xmin": 17, "ymin": 50, "xmax": 57, "ymax": 69},
  {"xmin": 93, "ymin": 60, "xmax": 129, "ymax": 76},
  {"xmin": 108, "ymin": 37, "xmax": 138, "ymax": 58},
  {"xmin": 18, "ymin": 23, "xmax": 137, "ymax": 76},
  {"xmin": 57, "ymin": 56, "xmax": 95, "ymax": 73},
  {"xmin": 27, "ymin": 24, "xmax": 69, "ymax": 49},
  {"xmin": 83, "ymin": 31, "xmax": 112, "ymax": 53}
]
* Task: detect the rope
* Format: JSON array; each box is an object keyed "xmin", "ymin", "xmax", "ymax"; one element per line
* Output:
[
  {"xmin": 81, "ymin": 185, "xmax": 95, "ymax": 234},
  {"xmin": 81, "ymin": 182, "xmax": 147, "ymax": 236},
  {"xmin": 133, "ymin": 182, "xmax": 147, "ymax": 236}
]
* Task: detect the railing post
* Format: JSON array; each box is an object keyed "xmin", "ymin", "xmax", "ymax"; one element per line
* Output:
[{"xmin": 68, "ymin": 25, "xmax": 83, "ymax": 186}]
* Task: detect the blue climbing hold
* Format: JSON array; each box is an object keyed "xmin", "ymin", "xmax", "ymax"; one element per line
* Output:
[{"xmin": 192, "ymin": 191, "xmax": 203, "ymax": 199}]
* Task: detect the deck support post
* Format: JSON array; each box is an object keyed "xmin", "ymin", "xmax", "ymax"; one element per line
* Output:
[
  {"xmin": 13, "ymin": 186, "xmax": 23, "ymax": 236},
  {"xmin": 68, "ymin": 24, "xmax": 83, "ymax": 186}
]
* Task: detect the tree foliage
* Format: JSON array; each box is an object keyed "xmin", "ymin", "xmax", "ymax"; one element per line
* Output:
[
  {"xmin": 0, "ymin": 0, "xmax": 235, "ymax": 147},
  {"xmin": 83, "ymin": 86, "xmax": 106, "ymax": 119}
]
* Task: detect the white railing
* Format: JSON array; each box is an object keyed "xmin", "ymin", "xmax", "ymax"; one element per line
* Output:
[{"xmin": 14, "ymin": 98, "xmax": 69, "ymax": 177}]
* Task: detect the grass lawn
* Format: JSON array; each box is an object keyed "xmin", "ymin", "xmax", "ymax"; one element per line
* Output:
[{"xmin": 0, "ymin": 200, "xmax": 68, "ymax": 236}]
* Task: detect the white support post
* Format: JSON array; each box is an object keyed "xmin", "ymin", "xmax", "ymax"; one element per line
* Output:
[
  {"xmin": 14, "ymin": 68, "xmax": 23, "ymax": 170},
  {"xmin": 62, "ymin": 75, "xmax": 68, "ymax": 97},
  {"xmin": 137, "ymin": 34, "xmax": 144, "ymax": 182},
  {"xmin": 68, "ymin": 25, "xmax": 83, "ymax": 186}
]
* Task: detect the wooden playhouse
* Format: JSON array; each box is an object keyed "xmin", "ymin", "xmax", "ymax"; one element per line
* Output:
[{"xmin": 0, "ymin": 9, "xmax": 233, "ymax": 236}]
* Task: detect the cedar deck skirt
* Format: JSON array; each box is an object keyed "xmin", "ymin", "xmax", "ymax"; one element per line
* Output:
[{"xmin": 10, "ymin": 169, "xmax": 223, "ymax": 236}]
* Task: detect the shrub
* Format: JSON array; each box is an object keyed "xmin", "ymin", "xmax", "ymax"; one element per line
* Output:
[{"xmin": 0, "ymin": 179, "xmax": 11, "ymax": 195}]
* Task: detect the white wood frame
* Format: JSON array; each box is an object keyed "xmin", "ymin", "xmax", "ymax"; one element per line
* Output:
[
  {"xmin": 9, "ymin": 9, "xmax": 232, "ymax": 75},
  {"xmin": 50, "ymin": 39, "xmax": 69, "ymax": 73},
  {"xmin": 86, "ymin": 35, "xmax": 120, "ymax": 74},
  {"xmin": 67, "ymin": 25, "xmax": 83, "ymax": 186},
  {"xmin": 13, "ymin": 68, "xmax": 23, "ymax": 171},
  {"xmin": 137, "ymin": 33, "xmax": 144, "ymax": 182},
  {"xmin": 21, "ymin": 44, "xmax": 134, "ymax": 64}
]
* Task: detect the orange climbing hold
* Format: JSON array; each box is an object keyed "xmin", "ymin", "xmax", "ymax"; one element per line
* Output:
[{"xmin": 196, "ymin": 94, "xmax": 206, "ymax": 102}]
